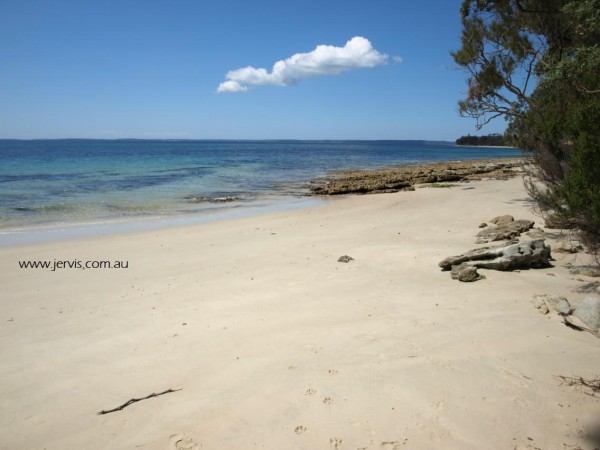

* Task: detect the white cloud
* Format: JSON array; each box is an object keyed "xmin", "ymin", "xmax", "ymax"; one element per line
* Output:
[{"xmin": 217, "ymin": 36, "xmax": 389, "ymax": 93}]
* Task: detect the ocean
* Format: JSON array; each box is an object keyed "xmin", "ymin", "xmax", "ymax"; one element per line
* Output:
[{"xmin": 0, "ymin": 139, "xmax": 521, "ymax": 234}]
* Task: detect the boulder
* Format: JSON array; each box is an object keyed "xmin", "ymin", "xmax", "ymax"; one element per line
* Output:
[
  {"xmin": 573, "ymin": 282, "xmax": 600, "ymax": 294},
  {"xmin": 475, "ymin": 219, "xmax": 535, "ymax": 244},
  {"xmin": 568, "ymin": 265, "xmax": 600, "ymax": 278},
  {"xmin": 439, "ymin": 239, "xmax": 552, "ymax": 272},
  {"xmin": 490, "ymin": 215, "xmax": 514, "ymax": 226},
  {"xmin": 554, "ymin": 241, "xmax": 584, "ymax": 254},
  {"xmin": 532, "ymin": 294, "xmax": 572, "ymax": 315},
  {"xmin": 450, "ymin": 263, "xmax": 485, "ymax": 282},
  {"xmin": 572, "ymin": 296, "xmax": 600, "ymax": 333},
  {"xmin": 532, "ymin": 296, "xmax": 550, "ymax": 314}
]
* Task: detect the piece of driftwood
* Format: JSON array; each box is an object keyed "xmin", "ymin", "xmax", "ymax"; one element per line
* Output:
[{"xmin": 97, "ymin": 388, "xmax": 182, "ymax": 415}]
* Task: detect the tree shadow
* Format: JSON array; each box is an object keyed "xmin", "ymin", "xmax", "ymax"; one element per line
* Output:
[{"xmin": 584, "ymin": 421, "xmax": 600, "ymax": 449}]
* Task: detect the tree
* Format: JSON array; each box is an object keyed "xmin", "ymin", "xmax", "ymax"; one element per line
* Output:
[{"xmin": 452, "ymin": 0, "xmax": 600, "ymax": 255}]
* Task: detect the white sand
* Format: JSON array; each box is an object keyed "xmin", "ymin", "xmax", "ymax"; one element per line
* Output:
[{"xmin": 1, "ymin": 177, "xmax": 599, "ymax": 450}]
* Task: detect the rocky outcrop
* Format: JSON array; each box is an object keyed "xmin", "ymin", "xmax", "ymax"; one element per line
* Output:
[
  {"xmin": 475, "ymin": 219, "xmax": 535, "ymax": 244},
  {"xmin": 337, "ymin": 255, "xmax": 354, "ymax": 263},
  {"xmin": 309, "ymin": 159, "xmax": 523, "ymax": 195},
  {"xmin": 439, "ymin": 239, "xmax": 552, "ymax": 272}
]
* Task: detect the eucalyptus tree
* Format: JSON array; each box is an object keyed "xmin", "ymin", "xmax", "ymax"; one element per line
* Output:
[{"xmin": 453, "ymin": 0, "xmax": 600, "ymax": 253}]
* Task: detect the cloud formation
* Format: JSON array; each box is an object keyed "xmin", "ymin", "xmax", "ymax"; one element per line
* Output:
[{"xmin": 217, "ymin": 36, "xmax": 389, "ymax": 93}]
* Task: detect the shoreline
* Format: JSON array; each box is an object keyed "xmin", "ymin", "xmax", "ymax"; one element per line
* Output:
[
  {"xmin": 1, "ymin": 157, "xmax": 522, "ymax": 247},
  {"xmin": 2, "ymin": 175, "xmax": 599, "ymax": 449},
  {"xmin": 0, "ymin": 196, "xmax": 324, "ymax": 248}
]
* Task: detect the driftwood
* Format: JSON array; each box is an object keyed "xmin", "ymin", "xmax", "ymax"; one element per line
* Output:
[{"xmin": 97, "ymin": 388, "xmax": 182, "ymax": 415}]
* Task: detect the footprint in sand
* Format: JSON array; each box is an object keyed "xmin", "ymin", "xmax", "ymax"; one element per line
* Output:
[
  {"xmin": 328, "ymin": 369, "xmax": 338, "ymax": 375},
  {"xmin": 305, "ymin": 388, "xmax": 317, "ymax": 396},
  {"xmin": 169, "ymin": 433, "xmax": 199, "ymax": 450},
  {"xmin": 330, "ymin": 437, "xmax": 343, "ymax": 449},
  {"xmin": 295, "ymin": 425, "xmax": 307, "ymax": 435},
  {"xmin": 323, "ymin": 396, "xmax": 334, "ymax": 405}
]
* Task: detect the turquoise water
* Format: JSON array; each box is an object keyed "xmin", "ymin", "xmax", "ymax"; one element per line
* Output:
[{"xmin": 0, "ymin": 139, "xmax": 521, "ymax": 230}]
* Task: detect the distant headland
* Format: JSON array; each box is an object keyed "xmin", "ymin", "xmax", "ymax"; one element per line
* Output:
[{"xmin": 455, "ymin": 133, "xmax": 506, "ymax": 146}]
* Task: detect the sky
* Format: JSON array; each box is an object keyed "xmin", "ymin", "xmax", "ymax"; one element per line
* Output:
[{"xmin": 0, "ymin": 0, "xmax": 509, "ymax": 140}]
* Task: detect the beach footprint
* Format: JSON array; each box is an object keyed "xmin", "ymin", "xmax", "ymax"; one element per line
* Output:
[
  {"xmin": 330, "ymin": 437, "xmax": 343, "ymax": 449},
  {"xmin": 169, "ymin": 433, "xmax": 199, "ymax": 450},
  {"xmin": 295, "ymin": 425, "xmax": 307, "ymax": 435}
]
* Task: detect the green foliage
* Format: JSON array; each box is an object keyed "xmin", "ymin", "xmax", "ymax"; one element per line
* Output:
[
  {"xmin": 453, "ymin": 0, "xmax": 600, "ymax": 254},
  {"xmin": 456, "ymin": 134, "xmax": 506, "ymax": 146}
]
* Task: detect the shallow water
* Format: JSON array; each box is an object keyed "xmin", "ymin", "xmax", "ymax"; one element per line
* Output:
[{"xmin": 0, "ymin": 139, "xmax": 521, "ymax": 233}]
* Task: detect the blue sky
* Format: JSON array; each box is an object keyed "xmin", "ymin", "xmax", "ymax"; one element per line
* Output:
[{"xmin": 0, "ymin": 0, "xmax": 509, "ymax": 140}]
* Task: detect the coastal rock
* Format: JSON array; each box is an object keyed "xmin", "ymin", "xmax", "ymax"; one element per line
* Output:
[
  {"xmin": 309, "ymin": 159, "xmax": 523, "ymax": 196},
  {"xmin": 532, "ymin": 296, "xmax": 550, "ymax": 314},
  {"xmin": 568, "ymin": 265, "xmax": 600, "ymax": 278},
  {"xmin": 450, "ymin": 263, "xmax": 485, "ymax": 282},
  {"xmin": 572, "ymin": 296, "xmax": 600, "ymax": 333},
  {"xmin": 490, "ymin": 215, "xmax": 514, "ymax": 226},
  {"xmin": 337, "ymin": 255, "xmax": 354, "ymax": 263},
  {"xmin": 533, "ymin": 294, "xmax": 572, "ymax": 316},
  {"xmin": 554, "ymin": 241, "xmax": 584, "ymax": 254},
  {"xmin": 475, "ymin": 219, "xmax": 535, "ymax": 244},
  {"xmin": 524, "ymin": 228, "xmax": 547, "ymax": 240},
  {"xmin": 573, "ymin": 282, "xmax": 600, "ymax": 294},
  {"xmin": 439, "ymin": 239, "xmax": 552, "ymax": 272}
]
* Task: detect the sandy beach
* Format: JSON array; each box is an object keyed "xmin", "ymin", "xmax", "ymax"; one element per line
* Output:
[{"xmin": 1, "ymin": 175, "xmax": 599, "ymax": 450}]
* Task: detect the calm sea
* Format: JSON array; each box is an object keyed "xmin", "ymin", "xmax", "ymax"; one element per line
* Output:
[{"xmin": 0, "ymin": 139, "xmax": 521, "ymax": 231}]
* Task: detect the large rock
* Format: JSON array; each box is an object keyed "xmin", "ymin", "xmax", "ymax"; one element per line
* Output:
[
  {"xmin": 532, "ymin": 294, "xmax": 572, "ymax": 315},
  {"xmin": 532, "ymin": 296, "xmax": 550, "ymax": 314},
  {"xmin": 475, "ymin": 219, "xmax": 535, "ymax": 244},
  {"xmin": 569, "ymin": 265, "xmax": 600, "ymax": 278},
  {"xmin": 490, "ymin": 215, "xmax": 514, "ymax": 226},
  {"xmin": 451, "ymin": 263, "xmax": 485, "ymax": 282},
  {"xmin": 572, "ymin": 296, "xmax": 600, "ymax": 333},
  {"xmin": 439, "ymin": 239, "xmax": 552, "ymax": 272}
]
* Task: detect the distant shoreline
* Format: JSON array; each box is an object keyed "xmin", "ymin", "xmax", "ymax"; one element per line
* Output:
[{"xmin": 456, "ymin": 144, "xmax": 517, "ymax": 149}]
